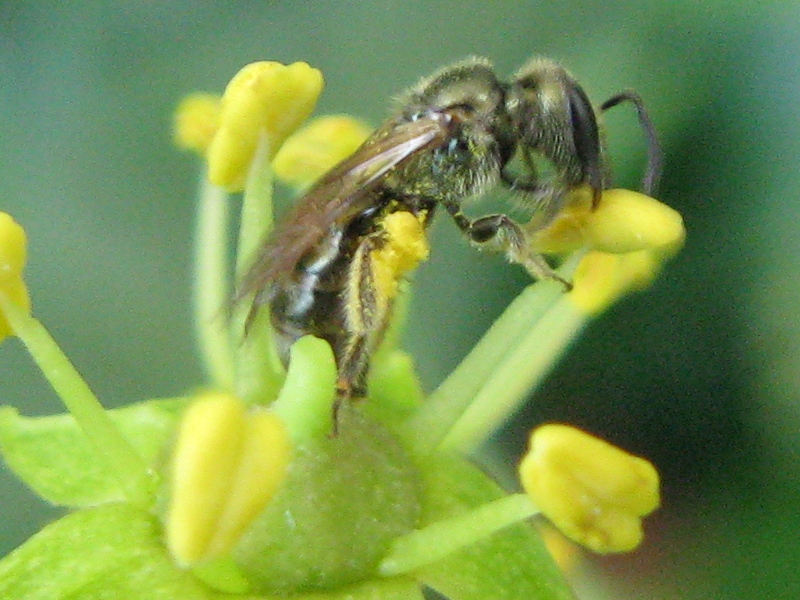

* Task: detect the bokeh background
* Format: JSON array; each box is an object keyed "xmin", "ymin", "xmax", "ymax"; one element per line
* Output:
[{"xmin": 2, "ymin": 2, "xmax": 799, "ymax": 598}]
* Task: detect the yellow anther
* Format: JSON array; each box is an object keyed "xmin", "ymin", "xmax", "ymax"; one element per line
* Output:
[
  {"xmin": 585, "ymin": 189, "xmax": 685, "ymax": 257},
  {"xmin": 568, "ymin": 250, "xmax": 661, "ymax": 316},
  {"xmin": 0, "ymin": 212, "xmax": 31, "ymax": 341},
  {"xmin": 531, "ymin": 185, "xmax": 594, "ymax": 254},
  {"xmin": 519, "ymin": 424, "xmax": 660, "ymax": 554},
  {"xmin": 537, "ymin": 522, "xmax": 580, "ymax": 574},
  {"xmin": 173, "ymin": 93, "xmax": 221, "ymax": 155},
  {"xmin": 0, "ymin": 212, "xmax": 27, "ymax": 278},
  {"xmin": 166, "ymin": 392, "xmax": 291, "ymax": 566},
  {"xmin": 533, "ymin": 188, "xmax": 685, "ymax": 258},
  {"xmin": 207, "ymin": 61, "xmax": 324, "ymax": 191},
  {"xmin": 273, "ymin": 115, "xmax": 372, "ymax": 190}
]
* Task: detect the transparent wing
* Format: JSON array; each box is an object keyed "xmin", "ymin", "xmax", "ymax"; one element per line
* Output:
[{"xmin": 236, "ymin": 114, "xmax": 450, "ymax": 306}]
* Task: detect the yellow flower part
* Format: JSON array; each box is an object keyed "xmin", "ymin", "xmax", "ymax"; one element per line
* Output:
[
  {"xmin": 568, "ymin": 249, "xmax": 661, "ymax": 316},
  {"xmin": 273, "ymin": 115, "xmax": 372, "ymax": 190},
  {"xmin": 166, "ymin": 392, "xmax": 291, "ymax": 566},
  {"xmin": 533, "ymin": 187, "xmax": 685, "ymax": 257},
  {"xmin": 519, "ymin": 424, "xmax": 660, "ymax": 554},
  {"xmin": 530, "ymin": 185, "xmax": 594, "ymax": 253},
  {"xmin": 207, "ymin": 61, "xmax": 324, "ymax": 191},
  {"xmin": 537, "ymin": 522, "xmax": 581, "ymax": 575},
  {"xmin": 0, "ymin": 212, "xmax": 31, "ymax": 341},
  {"xmin": 370, "ymin": 211, "xmax": 430, "ymax": 302},
  {"xmin": 585, "ymin": 189, "xmax": 685, "ymax": 256},
  {"xmin": 173, "ymin": 93, "xmax": 221, "ymax": 155}
]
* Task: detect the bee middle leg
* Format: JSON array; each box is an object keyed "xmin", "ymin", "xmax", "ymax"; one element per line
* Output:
[{"xmin": 443, "ymin": 200, "xmax": 572, "ymax": 290}]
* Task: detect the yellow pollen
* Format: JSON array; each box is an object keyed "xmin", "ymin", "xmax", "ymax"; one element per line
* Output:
[{"xmin": 371, "ymin": 212, "xmax": 430, "ymax": 300}]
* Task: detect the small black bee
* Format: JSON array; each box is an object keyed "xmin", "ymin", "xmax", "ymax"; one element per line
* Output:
[{"xmin": 237, "ymin": 56, "xmax": 661, "ymax": 419}]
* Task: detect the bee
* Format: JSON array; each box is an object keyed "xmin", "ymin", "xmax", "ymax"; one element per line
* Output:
[{"xmin": 237, "ymin": 56, "xmax": 661, "ymax": 420}]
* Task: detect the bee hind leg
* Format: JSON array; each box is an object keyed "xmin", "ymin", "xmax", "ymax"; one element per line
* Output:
[
  {"xmin": 331, "ymin": 336, "xmax": 369, "ymax": 435},
  {"xmin": 330, "ymin": 235, "xmax": 390, "ymax": 433}
]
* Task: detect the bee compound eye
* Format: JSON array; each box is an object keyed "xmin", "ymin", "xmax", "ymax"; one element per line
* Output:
[{"xmin": 470, "ymin": 218, "xmax": 500, "ymax": 243}]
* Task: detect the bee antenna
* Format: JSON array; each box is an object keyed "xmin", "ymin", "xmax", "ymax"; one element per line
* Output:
[{"xmin": 601, "ymin": 91, "xmax": 663, "ymax": 196}]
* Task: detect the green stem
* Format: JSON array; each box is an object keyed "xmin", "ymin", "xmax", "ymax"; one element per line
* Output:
[
  {"xmin": 406, "ymin": 254, "xmax": 582, "ymax": 455},
  {"xmin": 0, "ymin": 295, "xmax": 156, "ymax": 507},
  {"xmin": 378, "ymin": 493, "xmax": 537, "ymax": 576},
  {"xmin": 439, "ymin": 297, "xmax": 587, "ymax": 453},
  {"xmin": 232, "ymin": 133, "xmax": 284, "ymax": 405},
  {"xmin": 234, "ymin": 133, "xmax": 274, "ymax": 281},
  {"xmin": 193, "ymin": 174, "xmax": 234, "ymax": 389}
]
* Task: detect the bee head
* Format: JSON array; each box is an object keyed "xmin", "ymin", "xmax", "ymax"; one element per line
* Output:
[{"xmin": 506, "ymin": 57, "xmax": 604, "ymax": 196}]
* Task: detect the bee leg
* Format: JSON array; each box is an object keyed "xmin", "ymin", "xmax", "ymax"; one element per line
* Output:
[
  {"xmin": 331, "ymin": 335, "xmax": 368, "ymax": 435},
  {"xmin": 331, "ymin": 235, "xmax": 389, "ymax": 431},
  {"xmin": 600, "ymin": 91, "xmax": 662, "ymax": 195},
  {"xmin": 500, "ymin": 171, "xmax": 572, "ymax": 229},
  {"xmin": 444, "ymin": 202, "xmax": 572, "ymax": 290},
  {"xmin": 334, "ymin": 335, "xmax": 368, "ymax": 403}
]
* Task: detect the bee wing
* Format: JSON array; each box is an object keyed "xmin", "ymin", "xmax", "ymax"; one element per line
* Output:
[{"xmin": 236, "ymin": 115, "xmax": 450, "ymax": 306}]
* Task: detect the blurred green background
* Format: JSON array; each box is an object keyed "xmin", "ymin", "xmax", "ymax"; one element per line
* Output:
[{"xmin": 2, "ymin": 1, "xmax": 799, "ymax": 598}]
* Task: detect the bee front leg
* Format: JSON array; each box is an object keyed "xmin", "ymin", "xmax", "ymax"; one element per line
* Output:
[
  {"xmin": 501, "ymin": 171, "xmax": 572, "ymax": 229},
  {"xmin": 444, "ymin": 201, "xmax": 572, "ymax": 290}
]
